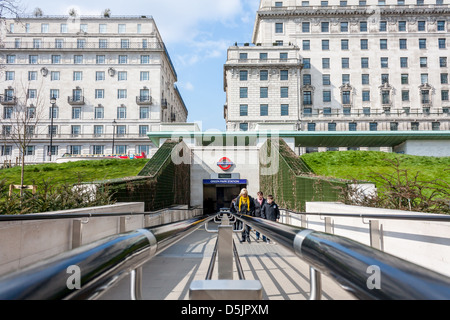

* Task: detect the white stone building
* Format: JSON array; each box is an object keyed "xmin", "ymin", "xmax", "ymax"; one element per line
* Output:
[
  {"xmin": 0, "ymin": 15, "xmax": 187, "ymax": 163},
  {"xmin": 224, "ymin": 0, "xmax": 450, "ymax": 152}
]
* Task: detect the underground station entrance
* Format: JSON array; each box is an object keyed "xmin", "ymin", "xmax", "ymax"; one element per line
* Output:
[{"xmin": 202, "ymin": 176, "xmax": 247, "ymax": 215}]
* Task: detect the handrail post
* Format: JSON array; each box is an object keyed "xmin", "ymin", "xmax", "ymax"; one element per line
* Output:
[
  {"xmin": 130, "ymin": 267, "xmax": 143, "ymax": 300},
  {"xmin": 309, "ymin": 267, "xmax": 322, "ymax": 300}
]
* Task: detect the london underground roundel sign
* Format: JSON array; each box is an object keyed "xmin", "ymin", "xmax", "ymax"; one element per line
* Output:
[{"xmin": 217, "ymin": 157, "xmax": 233, "ymax": 171}]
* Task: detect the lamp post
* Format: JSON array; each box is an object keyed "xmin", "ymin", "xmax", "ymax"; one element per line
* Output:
[
  {"xmin": 49, "ymin": 96, "xmax": 57, "ymax": 162},
  {"xmin": 112, "ymin": 119, "xmax": 116, "ymax": 155}
]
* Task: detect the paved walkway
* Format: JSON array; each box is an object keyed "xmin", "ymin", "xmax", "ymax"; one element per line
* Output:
[{"xmin": 100, "ymin": 222, "xmax": 355, "ymax": 300}]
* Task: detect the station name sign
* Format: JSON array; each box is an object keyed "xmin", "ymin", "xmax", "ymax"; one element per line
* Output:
[{"xmin": 203, "ymin": 179, "xmax": 247, "ymax": 185}]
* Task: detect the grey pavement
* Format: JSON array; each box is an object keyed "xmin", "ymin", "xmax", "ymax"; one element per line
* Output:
[{"xmin": 99, "ymin": 221, "xmax": 355, "ymax": 300}]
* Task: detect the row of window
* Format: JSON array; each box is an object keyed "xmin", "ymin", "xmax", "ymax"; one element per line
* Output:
[
  {"xmin": 303, "ymin": 107, "xmax": 450, "ymax": 115},
  {"xmin": 305, "ymin": 122, "xmax": 442, "ymax": 132},
  {"xmin": 277, "ymin": 1, "xmax": 445, "ymax": 8},
  {"xmin": 2, "ymin": 105, "xmax": 154, "ymax": 120},
  {"xmin": 239, "ymin": 104, "xmax": 290, "ymax": 117},
  {"xmin": 303, "ymin": 56, "xmax": 448, "ymax": 70},
  {"xmin": 9, "ymin": 38, "xmax": 152, "ymax": 50},
  {"xmin": 6, "ymin": 54, "xmax": 153, "ymax": 64},
  {"xmin": 1, "ymin": 145, "xmax": 151, "ymax": 157},
  {"xmin": 294, "ymin": 20, "xmax": 447, "ymax": 34},
  {"xmin": 2, "ymin": 88, "xmax": 152, "ymax": 101},
  {"xmin": 5, "ymin": 70, "xmax": 154, "ymax": 82},
  {"xmin": 9, "ymin": 22, "xmax": 146, "ymax": 34},
  {"xmin": 301, "ymin": 38, "xmax": 448, "ymax": 51}
]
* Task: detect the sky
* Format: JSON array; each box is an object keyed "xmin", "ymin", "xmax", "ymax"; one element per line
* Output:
[{"xmin": 16, "ymin": 0, "xmax": 261, "ymax": 131}]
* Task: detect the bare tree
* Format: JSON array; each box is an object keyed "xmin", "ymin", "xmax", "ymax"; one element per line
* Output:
[
  {"xmin": 0, "ymin": 0, "xmax": 22, "ymax": 18},
  {"xmin": 0, "ymin": 78, "xmax": 47, "ymax": 196}
]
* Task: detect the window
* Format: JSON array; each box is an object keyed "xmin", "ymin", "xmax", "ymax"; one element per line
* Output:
[
  {"xmin": 302, "ymin": 40, "xmax": 310, "ymax": 50},
  {"xmin": 349, "ymin": 123, "xmax": 357, "ymax": 131},
  {"xmin": 77, "ymin": 39, "xmax": 85, "ymax": 49},
  {"xmin": 240, "ymin": 105, "xmax": 248, "ymax": 116},
  {"xmin": 280, "ymin": 70, "xmax": 289, "ymax": 80},
  {"xmin": 29, "ymin": 55, "xmax": 38, "ymax": 64},
  {"xmin": 96, "ymin": 71, "xmax": 105, "ymax": 81},
  {"xmin": 342, "ymin": 58, "xmax": 349, "ymax": 69},
  {"xmin": 119, "ymin": 55, "xmax": 128, "ymax": 64},
  {"xmin": 96, "ymin": 55, "xmax": 105, "ymax": 64},
  {"xmin": 421, "ymin": 90, "xmax": 430, "ymax": 104},
  {"xmin": 342, "ymin": 91, "xmax": 351, "ymax": 104},
  {"xmin": 6, "ymin": 55, "xmax": 15, "ymax": 64},
  {"xmin": 411, "ymin": 122, "xmax": 419, "ymax": 131},
  {"xmin": 275, "ymin": 23, "xmax": 283, "ymax": 33},
  {"xmin": 380, "ymin": 39, "xmax": 388, "ymax": 50},
  {"xmin": 419, "ymin": 39, "xmax": 427, "ymax": 49},
  {"xmin": 400, "ymin": 57, "xmax": 408, "ymax": 68},
  {"xmin": 240, "ymin": 70, "xmax": 248, "ymax": 81},
  {"xmin": 382, "ymin": 90, "xmax": 390, "ymax": 104},
  {"xmin": 323, "ymin": 91, "xmax": 331, "ymax": 102},
  {"xmin": 303, "ymin": 59, "xmax": 311, "ymax": 69},
  {"xmin": 73, "ymin": 71, "xmax": 82, "ymax": 81},
  {"xmin": 308, "ymin": 123, "xmax": 316, "ymax": 131},
  {"xmin": 398, "ymin": 21, "xmax": 406, "ymax": 31},
  {"xmin": 99, "ymin": 39, "xmax": 108, "ymax": 49},
  {"xmin": 440, "ymin": 57, "xmax": 447, "ymax": 67},
  {"xmin": 418, "ymin": 21, "xmax": 426, "ymax": 31},
  {"xmin": 99, "ymin": 24, "xmax": 107, "ymax": 33},
  {"xmin": 117, "ymin": 89, "xmax": 127, "ymax": 99},
  {"xmin": 322, "ymin": 58, "xmax": 330, "ymax": 69},
  {"xmin": 439, "ymin": 38, "xmax": 446, "ymax": 49},
  {"xmin": 80, "ymin": 24, "xmax": 88, "ymax": 33},
  {"xmin": 118, "ymin": 71, "xmax": 127, "ymax": 81},
  {"xmin": 360, "ymin": 21, "xmax": 367, "ymax": 32},
  {"xmin": 328, "ymin": 123, "xmax": 336, "ymax": 131},
  {"xmin": 140, "ymin": 71, "xmax": 149, "ymax": 81},
  {"xmin": 117, "ymin": 106, "xmax": 127, "ymax": 119},
  {"xmin": 51, "ymin": 55, "xmax": 61, "ymax": 64},
  {"xmin": 5, "ymin": 71, "xmax": 14, "ymax": 81},
  {"xmin": 437, "ymin": 21, "xmax": 445, "ymax": 31},
  {"xmin": 303, "ymin": 91, "xmax": 312, "ymax": 105},
  {"xmin": 361, "ymin": 58, "xmax": 369, "ymax": 68},
  {"xmin": 28, "ymin": 89, "xmax": 37, "ymax": 99},
  {"xmin": 381, "ymin": 57, "xmax": 389, "ymax": 68},
  {"xmin": 362, "ymin": 74, "xmax": 369, "ymax": 85},
  {"xmin": 120, "ymin": 39, "xmax": 130, "ymax": 49},
  {"xmin": 419, "ymin": 57, "xmax": 428, "ymax": 68},
  {"xmin": 342, "ymin": 74, "xmax": 350, "ymax": 85},
  {"xmin": 260, "ymin": 87, "xmax": 268, "ymax": 98},
  {"xmin": 341, "ymin": 39, "xmax": 349, "ymax": 50},
  {"xmin": 321, "ymin": 22, "xmax": 329, "ymax": 32},
  {"xmin": 140, "ymin": 107, "xmax": 149, "ymax": 119},
  {"xmin": 303, "ymin": 74, "xmax": 311, "ymax": 85},
  {"xmin": 60, "ymin": 24, "xmax": 68, "ymax": 33},
  {"xmin": 71, "ymin": 125, "xmax": 81, "ymax": 136},
  {"xmin": 239, "ymin": 123, "xmax": 248, "ymax": 131},
  {"xmin": 280, "ymin": 87, "xmax": 289, "ymax": 98},
  {"xmin": 50, "ymin": 89, "xmax": 59, "ymax": 99},
  {"xmin": 432, "ymin": 122, "xmax": 440, "ymax": 131},
  {"xmin": 260, "ymin": 52, "xmax": 268, "ymax": 60},
  {"xmin": 390, "ymin": 122, "xmax": 398, "ymax": 131},
  {"xmin": 362, "ymin": 90, "xmax": 370, "ymax": 102},
  {"xmin": 93, "ymin": 146, "xmax": 104, "ymax": 155},
  {"xmin": 442, "ymin": 90, "xmax": 449, "ymax": 101},
  {"xmin": 370, "ymin": 122, "xmax": 378, "ymax": 131},
  {"xmin": 381, "ymin": 74, "xmax": 389, "ymax": 84},
  {"xmin": 322, "ymin": 40, "xmax": 329, "ymax": 50},
  {"xmin": 379, "ymin": 21, "xmax": 387, "ymax": 32},
  {"xmin": 421, "ymin": 73, "xmax": 428, "ymax": 84},
  {"xmin": 280, "ymin": 53, "xmax": 288, "ymax": 61},
  {"xmin": 399, "ymin": 39, "xmax": 407, "ymax": 49},
  {"xmin": 363, "ymin": 107, "xmax": 371, "ymax": 116},
  {"xmin": 360, "ymin": 39, "xmax": 368, "ymax": 50},
  {"xmin": 28, "ymin": 71, "xmax": 37, "ymax": 81},
  {"xmin": 95, "ymin": 106, "xmax": 104, "ymax": 118},
  {"xmin": 139, "ymin": 125, "xmax": 149, "ymax": 136},
  {"xmin": 260, "ymin": 104, "xmax": 268, "ymax": 116},
  {"xmin": 74, "ymin": 55, "xmax": 83, "ymax": 64},
  {"xmin": 260, "ymin": 70, "xmax": 268, "ymax": 80},
  {"xmin": 118, "ymin": 24, "xmax": 126, "ymax": 33},
  {"xmin": 115, "ymin": 145, "xmax": 127, "ymax": 154},
  {"xmin": 95, "ymin": 89, "xmax": 104, "ymax": 99},
  {"xmin": 33, "ymin": 39, "xmax": 41, "ymax": 48},
  {"xmin": 72, "ymin": 107, "xmax": 81, "ymax": 119},
  {"xmin": 402, "ymin": 90, "xmax": 409, "ymax": 101},
  {"xmin": 401, "ymin": 74, "xmax": 409, "ymax": 84},
  {"xmin": 281, "ymin": 104, "xmax": 289, "ymax": 116},
  {"xmin": 141, "ymin": 55, "xmax": 150, "ymax": 64},
  {"xmin": 340, "ymin": 22, "xmax": 348, "ymax": 32},
  {"xmin": 240, "ymin": 87, "xmax": 248, "ymax": 98},
  {"xmin": 323, "ymin": 74, "xmax": 331, "ymax": 85},
  {"xmin": 302, "ymin": 22, "xmax": 310, "ymax": 33}
]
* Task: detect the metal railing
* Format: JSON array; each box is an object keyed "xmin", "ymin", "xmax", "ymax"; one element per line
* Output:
[
  {"xmin": 0, "ymin": 214, "xmax": 212, "ymax": 300},
  {"xmin": 234, "ymin": 213, "xmax": 450, "ymax": 300}
]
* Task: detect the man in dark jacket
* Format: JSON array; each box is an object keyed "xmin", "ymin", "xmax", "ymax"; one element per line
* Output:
[
  {"xmin": 253, "ymin": 191, "xmax": 266, "ymax": 242},
  {"xmin": 261, "ymin": 195, "xmax": 280, "ymax": 243}
]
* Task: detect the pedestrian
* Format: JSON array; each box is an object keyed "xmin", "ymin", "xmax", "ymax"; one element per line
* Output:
[
  {"xmin": 234, "ymin": 188, "xmax": 255, "ymax": 243},
  {"xmin": 253, "ymin": 191, "xmax": 267, "ymax": 242},
  {"xmin": 261, "ymin": 195, "xmax": 280, "ymax": 243},
  {"xmin": 230, "ymin": 197, "xmax": 241, "ymax": 231}
]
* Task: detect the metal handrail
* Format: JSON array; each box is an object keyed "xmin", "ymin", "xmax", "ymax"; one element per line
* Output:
[
  {"xmin": 234, "ymin": 213, "xmax": 450, "ymax": 300},
  {"xmin": 280, "ymin": 209, "xmax": 450, "ymax": 222},
  {"xmin": 0, "ymin": 215, "xmax": 211, "ymax": 300}
]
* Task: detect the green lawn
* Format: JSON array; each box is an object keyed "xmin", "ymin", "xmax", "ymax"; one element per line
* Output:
[
  {"xmin": 300, "ymin": 151, "xmax": 450, "ymax": 187},
  {"xmin": 0, "ymin": 159, "xmax": 149, "ymax": 186}
]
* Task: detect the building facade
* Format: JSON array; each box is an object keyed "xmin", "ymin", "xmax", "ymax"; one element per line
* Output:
[
  {"xmin": 224, "ymin": 0, "xmax": 450, "ymax": 152},
  {"xmin": 0, "ymin": 15, "xmax": 187, "ymax": 163}
]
